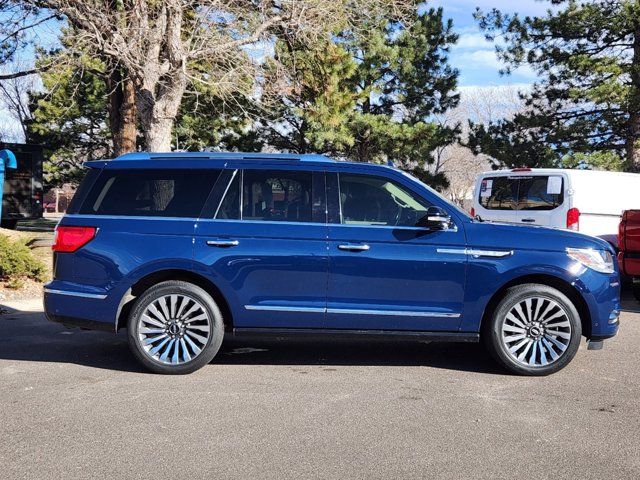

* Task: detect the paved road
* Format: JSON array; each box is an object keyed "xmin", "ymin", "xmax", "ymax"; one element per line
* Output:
[{"xmin": 1, "ymin": 296, "xmax": 639, "ymax": 479}]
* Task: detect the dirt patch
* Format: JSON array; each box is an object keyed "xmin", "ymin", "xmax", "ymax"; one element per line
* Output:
[{"xmin": 0, "ymin": 279, "xmax": 44, "ymax": 303}]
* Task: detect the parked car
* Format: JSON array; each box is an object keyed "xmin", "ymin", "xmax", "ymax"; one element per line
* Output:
[
  {"xmin": 471, "ymin": 168, "xmax": 640, "ymax": 248},
  {"xmin": 618, "ymin": 210, "xmax": 640, "ymax": 299},
  {"xmin": 44, "ymin": 152, "xmax": 621, "ymax": 375},
  {"xmin": 0, "ymin": 142, "xmax": 44, "ymax": 229}
]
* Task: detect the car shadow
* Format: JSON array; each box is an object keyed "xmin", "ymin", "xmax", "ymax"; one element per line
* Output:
[{"xmin": 0, "ymin": 306, "xmax": 504, "ymax": 375}]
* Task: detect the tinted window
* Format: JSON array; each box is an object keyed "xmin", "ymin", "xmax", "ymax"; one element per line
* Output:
[
  {"xmin": 80, "ymin": 169, "xmax": 220, "ymax": 217},
  {"xmin": 518, "ymin": 176, "xmax": 564, "ymax": 210},
  {"xmin": 478, "ymin": 175, "xmax": 564, "ymax": 211},
  {"xmin": 242, "ymin": 170, "xmax": 318, "ymax": 223},
  {"xmin": 215, "ymin": 171, "xmax": 240, "ymax": 219},
  {"xmin": 479, "ymin": 177, "xmax": 517, "ymax": 210},
  {"xmin": 339, "ymin": 174, "xmax": 431, "ymax": 227}
]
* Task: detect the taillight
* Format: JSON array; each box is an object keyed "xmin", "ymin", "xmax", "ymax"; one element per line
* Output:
[
  {"xmin": 566, "ymin": 208, "xmax": 580, "ymax": 231},
  {"xmin": 619, "ymin": 215, "xmax": 626, "ymax": 251},
  {"xmin": 470, "ymin": 207, "xmax": 475, "ymax": 218},
  {"xmin": 52, "ymin": 226, "xmax": 97, "ymax": 253}
]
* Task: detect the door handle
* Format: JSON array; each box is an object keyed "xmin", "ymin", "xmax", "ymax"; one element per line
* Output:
[
  {"xmin": 521, "ymin": 218, "xmax": 535, "ymax": 223},
  {"xmin": 338, "ymin": 244, "xmax": 370, "ymax": 252},
  {"xmin": 206, "ymin": 239, "xmax": 239, "ymax": 247}
]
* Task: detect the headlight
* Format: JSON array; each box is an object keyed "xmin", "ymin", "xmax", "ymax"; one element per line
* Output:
[{"xmin": 566, "ymin": 248, "xmax": 614, "ymax": 274}]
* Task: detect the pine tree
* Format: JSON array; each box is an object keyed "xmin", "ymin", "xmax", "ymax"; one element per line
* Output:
[{"xmin": 470, "ymin": 0, "xmax": 640, "ymax": 171}]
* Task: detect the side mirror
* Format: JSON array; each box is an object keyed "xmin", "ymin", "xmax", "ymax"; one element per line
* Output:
[{"xmin": 417, "ymin": 206, "xmax": 451, "ymax": 231}]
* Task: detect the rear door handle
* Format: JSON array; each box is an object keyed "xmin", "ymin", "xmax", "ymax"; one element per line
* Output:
[
  {"xmin": 338, "ymin": 244, "xmax": 370, "ymax": 252},
  {"xmin": 521, "ymin": 218, "xmax": 535, "ymax": 223},
  {"xmin": 206, "ymin": 239, "xmax": 239, "ymax": 247}
]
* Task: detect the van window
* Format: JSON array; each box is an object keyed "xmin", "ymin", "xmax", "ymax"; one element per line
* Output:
[
  {"xmin": 479, "ymin": 177, "xmax": 517, "ymax": 210},
  {"xmin": 79, "ymin": 169, "xmax": 220, "ymax": 217},
  {"xmin": 479, "ymin": 175, "xmax": 563, "ymax": 211},
  {"xmin": 338, "ymin": 174, "xmax": 432, "ymax": 227},
  {"xmin": 518, "ymin": 176, "xmax": 564, "ymax": 210},
  {"xmin": 241, "ymin": 170, "xmax": 317, "ymax": 223}
]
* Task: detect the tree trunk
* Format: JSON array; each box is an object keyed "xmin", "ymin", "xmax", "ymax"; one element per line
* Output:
[
  {"xmin": 107, "ymin": 68, "xmax": 137, "ymax": 156},
  {"xmin": 137, "ymin": 73, "xmax": 186, "ymax": 152},
  {"xmin": 628, "ymin": 26, "xmax": 640, "ymax": 171}
]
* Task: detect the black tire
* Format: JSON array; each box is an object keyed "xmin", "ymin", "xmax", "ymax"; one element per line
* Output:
[
  {"xmin": 1, "ymin": 219, "xmax": 18, "ymax": 229},
  {"xmin": 632, "ymin": 282, "xmax": 640, "ymax": 302},
  {"xmin": 127, "ymin": 280, "xmax": 225, "ymax": 374},
  {"xmin": 483, "ymin": 283, "xmax": 582, "ymax": 376}
]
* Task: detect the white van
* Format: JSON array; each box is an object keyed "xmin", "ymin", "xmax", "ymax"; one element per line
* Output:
[{"xmin": 471, "ymin": 168, "xmax": 640, "ymax": 247}]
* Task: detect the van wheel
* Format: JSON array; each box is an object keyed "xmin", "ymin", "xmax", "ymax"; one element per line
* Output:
[
  {"xmin": 632, "ymin": 282, "xmax": 640, "ymax": 302},
  {"xmin": 483, "ymin": 284, "xmax": 582, "ymax": 376},
  {"xmin": 127, "ymin": 280, "xmax": 224, "ymax": 374}
]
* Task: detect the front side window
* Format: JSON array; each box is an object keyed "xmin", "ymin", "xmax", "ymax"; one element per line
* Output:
[
  {"xmin": 79, "ymin": 169, "xmax": 220, "ymax": 217},
  {"xmin": 338, "ymin": 173, "xmax": 432, "ymax": 227}
]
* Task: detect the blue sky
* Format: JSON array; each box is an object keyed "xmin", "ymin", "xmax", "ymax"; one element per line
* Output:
[{"xmin": 430, "ymin": 0, "xmax": 551, "ymax": 88}]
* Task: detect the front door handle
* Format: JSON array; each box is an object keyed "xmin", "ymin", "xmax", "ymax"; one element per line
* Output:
[
  {"xmin": 521, "ymin": 218, "xmax": 535, "ymax": 223},
  {"xmin": 338, "ymin": 244, "xmax": 370, "ymax": 252},
  {"xmin": 206, "ymin": 239, "xmax": 239, "ymax": 247}
]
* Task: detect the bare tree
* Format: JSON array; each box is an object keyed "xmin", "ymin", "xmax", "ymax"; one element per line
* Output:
[
  {"xmin": 0, "ymin": 63, "xmax": 37, "ymax": 141},
  {"xmin": 433, "ymin": 85, "xmax": 527, "ymax": 207},
  {"xmin": 29, "ymin": 0, "xmax": 412, "ymax": 152}
]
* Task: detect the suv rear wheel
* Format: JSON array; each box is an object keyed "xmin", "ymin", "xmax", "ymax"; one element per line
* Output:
[
  {"xmin": 127, "ymin": 280, "xmax": 224, "ymax": 374},
  {"xmin": 483, "ymin": 283, "xmax": 582, "ymax": 376}
]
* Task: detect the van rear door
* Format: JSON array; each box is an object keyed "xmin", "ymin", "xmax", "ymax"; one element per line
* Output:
[
  {"xmin": 475, "ymin": 175, "xmax": 518, "ymax": 223},
  {"xmin": 514, "ymin": 174, "xmax": 567, "ymax": 227}
]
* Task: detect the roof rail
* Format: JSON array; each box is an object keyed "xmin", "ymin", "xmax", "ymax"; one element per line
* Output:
[{"xmin": 111, "ymin": 151, "xmax": 335, "ymax": 162}]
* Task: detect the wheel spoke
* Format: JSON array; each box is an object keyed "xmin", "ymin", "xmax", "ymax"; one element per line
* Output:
[
  {"xmin": 186, "ymin": 324, "xmax": 210, "ymax": 333},
  {"xmin": 170, "ymin": 295, "xmax": 178, "ymax": 319},
  {"xmin": 544, "ymin": 320, "xmax": 570, "ymax": 329},
  {"xmin": 509, "ymin": 338, "xmax": 530, "ymax": 354},
  {"xmin": 183, "ymin": 334, "xmax": 201, "ymax": 356},
  {"xmin": 171, "ymin": 339, "xmax": 180, "ymax": 364},
  {"xmin": 503, "ymin": 333, "xmax": 527, "ymax": 343},
  {"xmin": 503, "ymin": 324, "xmax": 526, "ymax": 334},
  {"xmin": 180, "ymin": 339, "xmax": 191, "ymax": 362},
  {"xmin": 513, "ymin": 303, "xmax": 529, "ymax": 325},
  {"xmin": 547, "ymin": 330, "xmax": 571, "ymax": 340},
  {"xmin": 517, "ymin": 339, "xmax": 534, "ymax": 362},
  {"xmin": 506, "ymin": 313, "xmax": 527, "ymax": 329},
  {"xmin": 185, "ymin": 330, "xmax": 208, "ymax": 345},
  {"xmin": 544, "ymin": 334, "xmax": 568, "ymax": 351},
  {"xmin": 141, "ymin": 314, "xmax": 165, "ymax": 328},
  {"xmin": 524, "ymin": 299, "xmax": 533, "ymax": 324},
  {"xmin": 528, "ymin": 340, "xmax": 537, "ymax": 366},
  {"xmin": 143, "ymin": 333, "xmax": 168, "ymax": 345},
  {"xmin": 183, "ymin": 313, "xmax": 208, "ymax": 324},
  {"xmin": 542, "ymin": 337, "xmax": 560, "ymax": 360},
  {"xmin": 159, "ymin": 339, "xmax": 175, "ymax": 362},
  {"xmin": 149, "ymin": 337, "xmax": 171, "ymax": 356},
  {"xmin": 538, "ymin": 340, "xmax": 548, "ymax": 366},
  {"xmin": 159, "ymin": 297, "xmax": 171, "ymax": 321},
  {"xmin": 541, "ymin": 310, "xmax": 566, "ymax": 324},
  {"xmin": 147, "ymin": 303, "xmax": 167, "ymax": 323}
]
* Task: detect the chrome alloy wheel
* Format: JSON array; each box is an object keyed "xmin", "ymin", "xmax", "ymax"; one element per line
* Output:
[
  {"xmin": 137, "ymin": 294, "xmax": 211, "ymax": 365},
  {"xmin": 501, "ymin": 296, "xmax": 572, "ymax": 367}
]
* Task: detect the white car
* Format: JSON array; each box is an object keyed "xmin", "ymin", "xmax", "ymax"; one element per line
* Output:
[{"xmin": 471, "ymin": 168, "xmax": 640, "ymax": 247}]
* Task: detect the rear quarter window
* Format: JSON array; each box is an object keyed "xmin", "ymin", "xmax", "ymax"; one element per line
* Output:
[
  {"xmin": 479, "ymin": 176, "xmax": 517, "ymax": 210},
  {"xmin": 78, "ymin": 169, "xmax": 220, "ymax": 218}
]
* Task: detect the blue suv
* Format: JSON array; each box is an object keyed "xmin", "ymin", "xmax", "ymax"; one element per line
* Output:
[{"xmin": 44, "ymin": 152, "xmax": 621, "ymax": 375}]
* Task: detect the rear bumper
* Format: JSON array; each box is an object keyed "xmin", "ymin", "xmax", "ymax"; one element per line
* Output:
[{"xmin": 43, "ymin": 281, "xmax": 120, "ymax": 332}]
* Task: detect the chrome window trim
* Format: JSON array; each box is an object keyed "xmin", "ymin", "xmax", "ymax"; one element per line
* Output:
[
  {"xmin": 245, "ymin": 304, "xmax": 460, "ymax": 318},
  {"xmin": 213, "ymin": 168, "xmax": 238, "ymax": 219},
  {"xmin": 64, "ymin": 214, "xmax": 198, "ymax": 222},
  {"xmin": 44, "ymin": 288, "xmax": 107, "ymax": 300}
]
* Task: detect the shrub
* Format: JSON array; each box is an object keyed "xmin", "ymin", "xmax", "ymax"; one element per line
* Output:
[{"xmin": 0, "ymin": 234, "xmax": 48, "ymax": 288}]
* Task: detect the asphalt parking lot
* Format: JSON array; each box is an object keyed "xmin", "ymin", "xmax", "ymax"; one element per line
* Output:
[{"xmin": 1, "ymin": 295, "xmax": 639, "ymax": 480}]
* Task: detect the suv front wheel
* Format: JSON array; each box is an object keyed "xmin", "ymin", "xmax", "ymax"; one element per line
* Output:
[
  {"xmin": 127, "ymin": 280, "xmax": 224, "ymax": 374},
  {"xmin": 484, "ymin": 283, "xmax": 582, "ymax": 376}
]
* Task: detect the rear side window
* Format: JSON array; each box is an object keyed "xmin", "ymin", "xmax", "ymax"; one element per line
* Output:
[
  {"xmin": 240, "ymin": 170, "xmax": 320, "ymax": 223},
  {"xmin": 479, "ymin": 175, "xmax": 564, "ymax": 211},
  {"xmin": 79, "ymin": 169, "xmax": 220, "ymax": 217}
]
